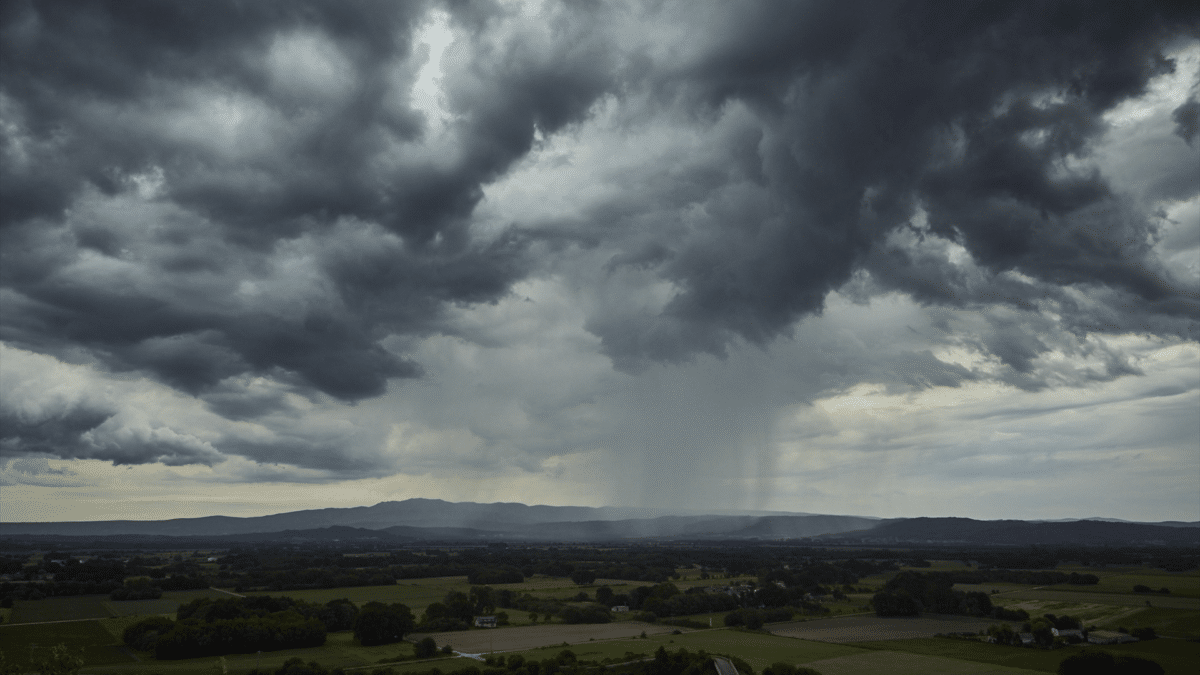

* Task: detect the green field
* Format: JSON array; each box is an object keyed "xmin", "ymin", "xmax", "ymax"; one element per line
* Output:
[
  {"xmin": 953, "ymin": 582, "xmax": 1040, "ymax": 595},
  {"xmin": 0, "ymin": 619, "xmax": 135, "ymax": 668},
  {"xmin": 539, "ymin": 629, "xmax": 868, "ymax": 671},
  {"xmin": 8, "ymin": 595, "xmax": 113, "ymax": 623},
  {"xmin": 844, "ymin": 637, "xmax": 1200, "ymax": 675},
  {"xmin": 21, "ymin": 629, "xmax": 438, "ymax": 675},
  {"xmin": 1095, "ymin": 606, "xmax": 1200, "ymax": 638},
  {"xmin": 802, "ymin": 649, "xmax": 1045, "ymax": 675},
  {"xmin": 1050, "ymin": 569, "xmax": 1200, "ymax": 600},
  {"xmin": 1002, "ymin": 588, "xmax": 1200, "ymax": 611}
]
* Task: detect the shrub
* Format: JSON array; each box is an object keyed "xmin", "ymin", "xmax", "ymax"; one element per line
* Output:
[
  {"xmin": 872, "ymin": 590, "xmax": 920, "ymax": 617},
  {"xmin": 414, "ymin": 637, "xmax": 438, "ymax": 658},
  {"xmin": 109, "ymin": 577, "xmax": 162, "ymax": 601},
  {"xmin": 558, "ymin": 605, "xmax": 612, "ymax": 624},
  {"xmin": 354, "ymin": 603, "xmax": 415, "ymax": 646},
  {"xmin": 570, "ymin": 570, "xmax": 597, "ymax": 585}
]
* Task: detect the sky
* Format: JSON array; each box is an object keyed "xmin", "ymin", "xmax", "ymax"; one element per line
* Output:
[{"xmin": 1, "ymin": 0, "xmax": 1198, "ymax": 524}]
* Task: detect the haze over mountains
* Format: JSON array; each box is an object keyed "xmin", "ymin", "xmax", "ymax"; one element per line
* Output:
[{"xmin": 1, "ymin": 499, "xmax": 1196, "ymax": 546}]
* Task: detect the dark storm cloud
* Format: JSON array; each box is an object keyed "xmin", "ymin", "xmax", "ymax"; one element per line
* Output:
[
  {"xmin": 0, "ymin": 394, "xmax": 222, "ymax": 466},
  {"xmin": 0, "ymin": 0, "xmax": 612, "ymax": 403},
  {"xmin": 581, "ymin": 0, "xmax": 1198, "ymax": 369},
  {"xmin": 0, "ymin": 0, "xmax": 424, "ymax": 233},
  {"xmin": 0, "ymin": 406, "xmax": 113, "ymax": 457},
  {"xmin": 1, "ymin": 0, "xmax": 1197, "ymax": 476}
]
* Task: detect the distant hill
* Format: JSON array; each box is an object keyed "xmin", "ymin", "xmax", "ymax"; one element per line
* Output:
[
  {"xmin": 822, "ymin": 517, "xmax": 1200, "ymax": 546},
  {"xmin": 1, "ymin": 500, "xmax": 1194, "ymax": 546},
  {"xmin": 0, "ymin": 498, "xmax": 673, "ymax": 537}
]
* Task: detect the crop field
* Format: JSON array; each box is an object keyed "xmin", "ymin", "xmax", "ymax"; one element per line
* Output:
[
  {"xmin": 802, "ymin": 649, "xmax": 1044, "ymax": 675},
  {"xmin": 1000, "ymin": 588, "xmax": 1200, "ymax": 610},
  {"xmin": 1102, "ymin": 639, "xmax": 1200, "ymax": 675},
  {"xmin": 843, "ymin": 637, "xmax": 1200, "ymax": 675},
  {"xmin": 767, "ymin": 614, "xmax": 1016, "ymax": 643},
  {"xmin": 60, "ymin": 630, "xmax": 436, "ymax": 675},
  {"xmin": 1048, "ymin": 569, "xmax": 1200, "ymax": 599},
  {"xmin": 7, "ymin": 595, "xmax": 114, "ymax": 623},
  {"xmin": 509, "ymin": 628, "xmax": 866, "ymax": 670},
  {"xmin": 636, "ymin": 630, "xmax": 865, "ymax": 669},
  {"xmin": 666, "ymin": 611, "xmax": 729, "ymax": 627},
  {"xmin": 0, "ymin": 619, "xmax": 135, "ymax": 668},
  {"xmin": 408, "ymin": 621, "xmax": 681, "ymax": 653},
  {"xmin": 1106, "ymin": 606, "xmax": 1200, "ymax": 637},
  {"xmin": 952, "ymin": 583, "xmax": 1040, "ymax": 595}
]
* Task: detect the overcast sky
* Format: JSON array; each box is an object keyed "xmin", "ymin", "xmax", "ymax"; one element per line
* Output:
[{"xmin": 2, "ymin": 0, "xmax": 1198, "ymax": 523}]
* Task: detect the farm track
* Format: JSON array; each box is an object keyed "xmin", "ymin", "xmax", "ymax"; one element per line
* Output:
[{"xmin": 0, "ymin": 617, "xmax": 109, "ymax": 626}]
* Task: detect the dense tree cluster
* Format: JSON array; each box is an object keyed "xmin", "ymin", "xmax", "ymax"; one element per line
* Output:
[
  {"xmin": 122, "ymin": 595, "xmax": 368, "ymax": 658},
  {"xmin": 723, "ymin": 607, "xmax": 794, "ymax": 628},
  {"xmin": 0, "ymin": 556, "xmax": 25, "ymax": 576},
  {"xmin": 109, "ymin": 577, "xmax": 162, "ymax": 600},
  {"xmin": 153, "ymin": 612, "xmax": 326, "ymax": 659},
  {"xmin": 929, "ymin": 569, "xmax": 1099, "ymax": 586},
  {"xmin": 873, "ymin": 571, "xmax": 1000, "ymax": 618},
  {"xmin": 353, "ymin": 602, "xmax": 415, "ymax": 646}
]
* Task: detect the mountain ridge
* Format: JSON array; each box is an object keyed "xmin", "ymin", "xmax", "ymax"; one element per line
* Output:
[{"xmin": 1, "ymin": 499, "xmax": 1195, "ymax": 545}]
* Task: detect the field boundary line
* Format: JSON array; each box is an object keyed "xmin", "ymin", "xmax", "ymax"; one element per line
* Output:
[
  {"xmin": 0, "ymin": 617, "xmax": 105, "ymax": 627},
  {"xmin": 210, "ymin": 586, "xmax": 245, "ymax": 597}
]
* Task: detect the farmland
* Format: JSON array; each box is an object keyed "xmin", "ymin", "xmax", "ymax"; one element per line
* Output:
[
  {"xmin": 5, "ymin": 588, "xmax": 239, "ymax": 624},
  {"xmin": 842, "ymin": 638, "xmax": 1200, "ymax": 675},
  {"xmin": 0, "ymin": 543, "xmax": 1195, "ymax": 675},
  {"xmin": 509, "ymin": 630, "xmax": 865, "ymax": 670},
  {"xmin": 800, "ymin": 649, "xmax": 1044, "ymax": 675},
  {"xmin": 408, "ymin": 621, "xmax": 681, "ymax": 653},
  {"xmin": 0, "ymin": 619, "xmax": 135, "ymax": 668},
  {"xmin": 767, "ymin": 614, "xmax": 1020, "ymax": 643}
]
